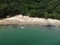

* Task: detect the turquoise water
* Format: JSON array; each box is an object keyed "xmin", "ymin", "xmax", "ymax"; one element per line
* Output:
[{"xmin": 0, "ymin": 25, "xmax": 60, "ymax": 45}]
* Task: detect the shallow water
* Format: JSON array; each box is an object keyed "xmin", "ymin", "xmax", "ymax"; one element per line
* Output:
[{"xmin": 0, "ymin": 25, "xmax": 60, "ymax": 45}]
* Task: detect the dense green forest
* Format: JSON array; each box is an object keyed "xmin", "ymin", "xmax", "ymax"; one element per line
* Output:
[{"xmin": 0, "ymin": 0, "xmax": 60, "ymax": 19}]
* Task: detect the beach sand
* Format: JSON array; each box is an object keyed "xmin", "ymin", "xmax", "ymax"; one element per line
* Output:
[{"xmin": 0, "ymin": 14, "xmax": 60, "ymax": 26}]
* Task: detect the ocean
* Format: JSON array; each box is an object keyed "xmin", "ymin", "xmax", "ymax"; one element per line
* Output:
[{"xmin": 0, "ymin": 25, "xmax": 60, "ymax": 45}]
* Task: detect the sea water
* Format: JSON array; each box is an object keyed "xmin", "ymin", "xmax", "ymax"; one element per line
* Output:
[{"xmin": 0, "ymin": 25, "xmax": 60, "ymax": 45}]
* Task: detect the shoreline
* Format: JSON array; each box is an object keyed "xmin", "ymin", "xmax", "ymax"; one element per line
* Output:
[{"xmin": 0, "ymin": 15, "xmax": 60, "ymax": 27}]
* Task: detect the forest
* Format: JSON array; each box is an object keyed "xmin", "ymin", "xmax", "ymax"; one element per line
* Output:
[{"xmin": 0, "ymin": 0, "xmax": 60, "ymax": 19}]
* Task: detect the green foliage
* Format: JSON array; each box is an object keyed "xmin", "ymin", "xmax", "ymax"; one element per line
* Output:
[
  {"xmin": 0, "ymin": 0, "xmax": 60, "ymax": 19},
  {"xmin": 54, "ymin": 6, "xmax": 60, "ymax": 14}
]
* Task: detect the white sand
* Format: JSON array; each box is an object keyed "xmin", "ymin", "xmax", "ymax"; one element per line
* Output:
[
  {"xmin": 47, "ymin": 19, "xmax": 60, "ymax": 26},
  {"xmin": 0, "ymin": 14, "xmax": 60, "ymax": 26}
]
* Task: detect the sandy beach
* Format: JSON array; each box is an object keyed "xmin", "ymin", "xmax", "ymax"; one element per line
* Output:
[{"xmin": 0, "ymin": 14, "xmax": 60, "ymax": 27}]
